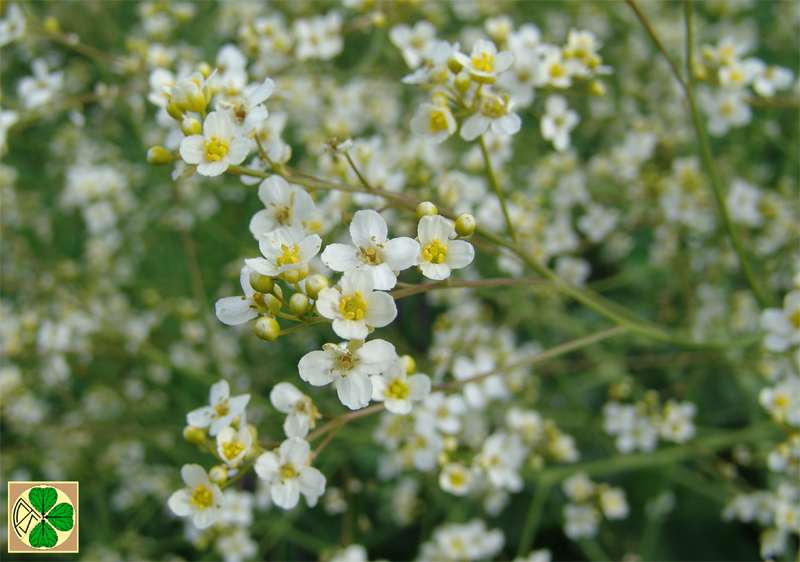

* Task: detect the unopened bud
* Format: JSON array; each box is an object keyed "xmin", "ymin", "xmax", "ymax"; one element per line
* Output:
[
  {"xmin": 281, "ymin": 264, "xmax": 309, "ymax": 284},
  {"xmin": 249, "ymin": 271, "xmax": 274, "ymax": 294},
  {"xmin": 196, "ymin": 61, "xmax": 213, "ymax": 79},
  {"xmin": 370, "ymin": 11, "xmax": 387, "ymax": 28},
  {"xmin": 181, "ymin": 116, "xmax": 202, "ymax": 136},
  {"xmin": 264, "ymin": 294, "xmax": 282, "ymax": 315},
  {"xmin": 209, "ymin": 465, "xmax": 228, "ymax": 484},
  {"xmin": 455, "ymin": 212, "xmax": 476, "ymax": 237},
  {"xmin": 166, "ymin": 99, "xmax": 184, "ymax": 121},
  {"xmin": 44, "ymin": 16, "xmax": 61, "ymax": 33},
  {"xmin": 147, "ymin": 146, "xmax": 173, "ymax": 166},
  {"xmin": 247, "ymin": 424, "xmax": 258, "ymax": 448},
  {"xmin": 402, "ymin": 354, "xmax": 416, "ymax": 374},
  {"xmin": 417, "ymin": 201, "xmax": 438, "ymax": 219},
  {"xmin": 305, "ymin": 274, "xmax": 328, "ymax": 300},
  {"xmin": 254, "ymin": 316, "xmax": 280, "ymax": 341},
  {"xmin": 588, "ymin": 80, "xmax": 606, "ymax": 96},
  {"xmin": 448, "ymin": 55, "xmax": 464, "ymax": 75},
  {"xmin": 289, "ymin": 293, "xmax": 310, "ymax": 316},
  {"xmin": 431, "ymin": 91, "xmax": 449, "ymax": 107},
  {"xmin": 454, "ymin": 71, "xmax": 472, "ymax": 94},
  {"xmin": 183, "ymin": 426, "xmax": 206, "ymax": 445}
]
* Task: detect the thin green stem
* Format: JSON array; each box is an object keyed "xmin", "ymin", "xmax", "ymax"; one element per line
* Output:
[
  {"xmin": 344, "ymin": 152, "xmax": 373, "ymax": 191},
  {"xmin": 479, "ymin": 135, "xmax": 518, "ymax": 244},
  {"xmin": 389, "ymin": 277, "xmax": 551, "ymax": 299},
  {"xmin": 517, "ymin": 479, "xmax": 553, "ymax": 558}
]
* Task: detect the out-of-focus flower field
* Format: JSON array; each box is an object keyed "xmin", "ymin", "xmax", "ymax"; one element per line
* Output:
[{"xmin": 1, "ymin": 1, "xmax": 798, "ymax": 561}]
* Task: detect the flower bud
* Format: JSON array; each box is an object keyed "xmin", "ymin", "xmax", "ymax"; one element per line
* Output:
[
  {"xmin": 455, "ymin": 212, "xmax": 476, "ymax": 237},
  {"xmin": 264, "ymin": 294, "xmax": 282, "ymax": 316},
  {"xmin": 431, "ymin": 91, "xmax": 449, "ymax": 107},
  {"xmin": 402, "ymin": 354, "xmax": 416, "ymax": 374},
  {"xmin": 249, "ymin": 271, "xmax": 274, "ymax": 294},
  {"xmin": 44, "ymin": 16, "xmax": 61, "ymax": 33},
  {"xmin": 196, "ymin": 61, "xmax": 213, "ymax": 79},
  {"xmin": 147, "ymin": 146, "xmax": 173, "ymax": 166},
  {"xmin": 181, "ymin": 116, "xmax": 202, "ymax": 136},
  {"xmin": 289, "ymin": 293, "xmax": 310, "ymax": 316},
  {"xmin": 209, "ymin": 465, "xmax": 228, "ymax": 484},
  {"xmin": 417, "ymin": 201, "xmax": 438, "ymax": 219},
  {"xmin": 166, "ymin": 99, "xmax": 185, "ymax": 121},
  {"xmin": 305, "ymin": 274, "xmax": 328, "ymax": 300},
  {"xmin": 247, "ymin": 424, "xmax": 258, "ymax": 448},
  {"xmin": 588, "ymin": 80, "xmax": 606, "ymax": 96},
  {"xmin": 182, "ymin": 425, "xmax": 206, "ymax": 445},
  {"xmin": 448, "ymin": 55, "xmax": 464, "ymax": 75},
  {"xmin": 281, "ymin": 264, "xmax": 309, "ymax": 284},
  {"xmin": 254, "ymin": 316, "xmax": 280, "ymax": 341},
  {"xmin": 454, "ymin": 71, "xmax": 472, "ymax": 94}
]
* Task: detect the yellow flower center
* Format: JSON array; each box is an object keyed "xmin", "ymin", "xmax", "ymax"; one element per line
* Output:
[
  {"xmin": 189, "ymin": 485, "xmax": 214, "ymax": 509},
  {"xmin": 358, "ymin": 245, "xmax": 383, "ymax": 264},
  {"xmin": 472, "ymin": 52, "xmax": 495, "ymax": 73},
  {"xmin": 428, "ymin": 110, "xmax": 449, "ymax": 132},
  {"xmin": 276, "ymin": 243, "xmax": 301, "ymax": 267},
  {"xmin": 280, "ymin": 463, "xmax": 298, "ymax": 482},
  {"xmin": 386, "ymin": 378, "xmax": 409, "ymax": 400},
  {"xmin": 550, "ymin": 62, "xmax": 567, "ymax": 79},
  {"xmin": 204, "ymin": 136, "xmax": 229, "ymax": 162},
  {"xmin": 339, "ymin": 291, "xmax": 368, "ymax": 321},
  {"xmin": 480, "ymin": 95, "xmax": 508, "ymax": 119},
  {"xmin": 788, "ymin": 308, "xmax": 800, "ymax": 329},
  {"xmin": 276, "ymin": 205, "xmax": 292, "ymax": 223},
  {"xmin": 214, "ymin": 403, "xmax": 229, "ymax": 417},
  {"xmin": 422, "ymin": 238, "xmax": 448, "ymax": 264},
  {"xmin": 449, "ymin": 470, "xmax": 466, "ymax": 487},
  {"xmin": 222, "ymin": 440, "xmax": 245, "ymax": 461}
]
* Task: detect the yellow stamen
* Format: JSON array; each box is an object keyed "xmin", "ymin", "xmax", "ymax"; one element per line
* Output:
[
  {"xmin": 222, "ymin": 440, "xmax": 245, "ymax": 461},
  {"xmin": 280, "ymin": 463, "xmax": 298, "ymax": 482},
  {"xmin": 189, "ymin": 485, "xmax": 214, "ymax": 509},
  {"xmin": 339, "ymin": 292, "xmax": 368, "ymax": 321},
  {"xmin": 386, "ymin": 378, "xmax": 409, "ymax": 400},
  {"xmin": 428, "ymin": 110, "xmax": 449, "ymax": 132},
  {"xmin": 422, "ymin": 238, "xmax": 448, "ymax": 264},
  {"xmin": 276, "ymin": 244, "xmax": 301, "ymax": 267},
  {"xmin": 472, "ymin": 52, "xmax": 495, "ymax": 73},
  {"xmin": 204, "ymin": 136, "xmax": 230, "ymax": 162},
  {"xmin": 214, "ymin": 403, "xmax": 229, "ymax": 417}
]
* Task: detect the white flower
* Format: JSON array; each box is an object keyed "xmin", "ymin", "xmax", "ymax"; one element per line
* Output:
[
  {"xmin": 753, "ymin": 65, "xmax": 794, "ymax": 97},
  {"xmin": 439, "ymin": 462, "xmax": 473, "ymax": 496},
  {"xmin": 245, "ymin": 226, "xmax": 322, "ymax": 281},
  {"xmin": 474, "ymin": 431, "xmax": 525, "ymax": 492},
  {"xmin": 315, "ymin": 268, "xmax": 397, "ymax": 340},
  {"xmin": 298, "ymin": 339, "xmax": 397, "ymax": 410},
  {"xmin": 563, "ymin": 503, "xmax": 600, "ymax": 539},
  {"xmin": 389, "ymin": 20, "xmax": 437, "ymax": 69},
  {"xmin": 760, "ymin": 291, "xmax": 800, "ymax": 352},
  {"xmin": 270, "ymin": 381, "xmax": 320, "ymax": 438},
  {"xmin": 555, "ymin": 256, "xmax": 591, "ymax": 286},
  {"xmin": 293, "ymin": 11, "xmax": 342, "ymax": 61},
  {"xmin": 416, "ymin": 215, "xmax": 474, "ymax": 280},
  {"xmin": 254, "ymin": 438, "xmax": 326, "ymax": 510},
  {"xmin": 216, "ymin": 424, "xmax": 253, "ymax": 468},
  {"xmin": 536, "ymin": 46, "xmax": 573, "ymax": 89},
  {"xmin": 18, "ymin": 59, "xmax": 63, "ymax": 110},
  {"xmin": 249, "ymin": 175, "xmax": 316, "ymax": 238},
  {"xmin": 541, "ymin": 95, "xmax": 579, "ymax": 152},
  {"xmin": 321, "ymin": 209, "xmax": 419, "ymax": 290},
  {"xmin": 370, "ymin": 357, "xmax": 431, "ymax": 415},
  {"xmin": 658, "ymin": 400, "xmax": 697, "ymax": 443},
  {"xmin": 726, "ymin": 179, "xmax": 763, "ymax": 227},
  {"xmin": 179, "ymin": 111, "xmax": 251, "ymax": 176},
  {"xmin": 214, "ymin": 264, "xmax": 271, "ymax": 326},
  {"xmin": 562, "ymin": 472, "xmax": 595, "ymax": 502},
  {"xmin": 700, "ymin": 88, "xmax": 752, "ymax": 137},
  {"xmin": 216, "ymin": 77, "xmax": 274, "ymax": 135},
  {"xmin": 186, "ymin": 380, "xmax": 251, "ymax": 436},
  {"xmin": 0, "ymin": 3, "xmax": 26, "ymax": 47},
  {"xmin": 0, "ymin": 108, "xmax": 19, "ymax": 154},
  {"xmin": 410, "ymin": 101, "xmax": 457, "ymax": 144},
  {"xmin": 460, "ymin": 91, "xmax": 522, "ymax": 141},
  {"xmin": 453, "ymin": 38, "xmax": 514, "ymax": 84},
  {"xmin": 600, "ymin": 487, "xmax": 629, "ymax": 520},
  {"xmin": 168, "ymin": 464, "xmax": 225, "ymax": 529}
]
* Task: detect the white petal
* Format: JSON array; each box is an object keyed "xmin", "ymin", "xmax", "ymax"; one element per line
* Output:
[
  {"xmin": 280, "ymin": 437, "xmax": 311, "ymax": 466},
  {"xmin": 298, "ymin": 350, "xmax": 336, "ymax": 386},
  {"xmin": 271, "ymin": 479, "xmax": 300, "ymax": 510},
  {"xmin": 321, "ymin": 244, "xmax": 361, "ymax": 272},
  {"xmin": 350, "ymin": 209, "xmax": 388, "ymax": 247},
  {"xmin": 193, "ymin": 508, "xmax": 218, "ymax": 529},
  {"xmin": 254, "ymin": 451, "xmax": 280, "ymax": 481},
  {"xmin": 356, "ymin": 340, "xmax": 397, "ymax": 374},
  {"xmin": 168, "ymin": 489, "xmax": 193, "ymax": 516},
  {"xmin": 363, "ymin": 291, "xmax": 397, "ymax": 328},
  {"xmin": 366, "ymin": 263, "xmax": 398, "ymax": 291},
  {"xmin": 332, "ymin": 318, "xmax": 369, "ymax": 341},
  {"xmin": 444, "ymin": 239, "xmax": 475, "ymax": 270},
  {"xmin": 419, "ymin": 261, "xmax": 452, "ymax": 281},
  {"xmin": 383, "ymin": 237, "xmax": 420, "ymax": 271},
  {"xmin": 315, "ymin": 288, "xmax": 342, "ymax": 320},
  {"xmin": 418, "ymin": 215, "xmax": 451, "ymax": 245},
  {"xmin": 298, "ymin": 466, "xmax": 326, "ymax": 498},
  {"xmin": 215, "ymin": 296, "xmax": 259, "ymax": 326},
  {"xmin": 284, "ymin": 413, "xmax": 310, "ymax": 439},
  {"xmin": 407, "ymin": 374, "xmax": 432, "ymax": 400},
  {"xmin": 179, "ymin": 135, "xmax": 206, "ymax": 165},
  {"xmin": 337, "ymin": 371, "xmax": 373, "ymax": 409},
  {"xmin": 210, "ymin": 380, "xmax": 230, "ymax": 404},
  {"xmin": 270, "ymin": 382, "xmax": 304, "ymax": 413},
  {"xmin": 182, "ymin": 463, "xmax": 210, "ymax": 487},
  {"xmin": 460, "ymin": 113, "xmax": 490, "ymax": 141}
]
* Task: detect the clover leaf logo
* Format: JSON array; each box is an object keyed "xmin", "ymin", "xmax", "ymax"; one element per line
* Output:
[{"xmin": 27, "ymin": 486, "xmax": 74, "ymax": 549}]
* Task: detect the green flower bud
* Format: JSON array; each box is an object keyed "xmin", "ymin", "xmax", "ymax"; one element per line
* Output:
[
  {"xmin": 254, "ymin": 316, "xmax": 280, "ymax": 341},
  {"xmin": 305, "ymin": 274, "xmax": 329, "ymax": 300},
  {"xmin": 454, "ymin": 71, "xmax": 472, "ymax": 94},
  {"xmin": 455, "ymin": 212, "xmax": 476, "ymax": 237},
  {"xmin": 290, "ymin": 293, "xmax": 310, "ymax": 316},
  {"xmin": 417, "ymin": 201, "xmax": 438, "ymax": 219},
  {"xmin": 281, "ymin": 264, "xmax": 309, "ymax": 284},
  {"xmin": 181, "ymin": 116, "xmax": 202, "ymax": 136},
  {"xmin": 402, "ymin": 354, "xmax": 416, "ymax": 374},
  {"xmin": 147, "ymin": 146, "xmax": 173, "ymax": 166},
  {"xmin": 209, "ymin": 465, "xmax": 228, "ymax": 484},
  {"xmin": 183, "ymin": 425, "xmax": 206, "ymax": 445},
  {"xmin": 166, "ymin": 99, "xmax": 185, "ymax": 121},
  {"xmin": 249, "ymin": 271, "xmax": 274, "ymax": 294}
]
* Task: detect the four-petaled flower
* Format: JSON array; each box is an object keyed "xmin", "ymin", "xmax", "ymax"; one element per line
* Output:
[
  {"xmin": 186, "ymin": 380, "xmax": 251, "ymax": 436},
  {"xmin": 179, "ymin": 111, "xmax": 251, "ymax": 177},
  {"xmin": 254, "ymin": 438, "xmax": 326, "ymax": 510},
  {"xmin": 168, "ymin": 464, "xmax": 225, "ymax": 529},
  {"xmin": 416, "ymin": 215, "xmax": 475, "ymax": 281}
]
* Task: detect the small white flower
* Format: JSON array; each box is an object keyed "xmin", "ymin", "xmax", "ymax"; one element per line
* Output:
[
  {"xmin": 416, "ymin": 215, "xmax": 475, "ymax": 280},
  {"xmin": 249, "ymin": 175, "xmax": 316, "ymax": 238},
  {"xmin": 658, "ymin": 400, "xmax": 697, "ymax": 443},
  {"xmin": 541, "ymin": 95, "xmax": 579, "ymax": 152},
  {"xmin": 371, "ymin": 357, "xmax": 431, "ymax": 415},
  {"xmin": 270, "ymin": 382, "xmax": 320, "ymax": 438},
  {"xmin": 293, "ymin": 11, "xmax": 343, "ymax": 61},
  {"xmin": 439, "ymin": 462, "xmax": 473, "ymax": 496},
  {"xmin": 410, "ymin": 101, "xmax": 458, "ymax": 144},
  {"xmin": 563, "ymin": 503, "xmax": 600, "ymax": 539},
  {"xmin": 600, "ymin": 487, "xmax": 629, "ymax": 520},
  {"xmin": 760, "ymin": 291, "xmax": 800, "ymax": 352},
  {"xmin": 315, "ymin": 268, "xmax": 398, "ymax": 340},
  {"xmin": 753, "ymin": 64, "xmax": 794, "ymax": 97},
  {"xmin": 389, "ymin": 20, "xmax": 438, "ymax": 69},
  {"xmin": 179, "ymin": 111, "xmax": 251, "ymax": 177},
  {"xmin": 186, "ymin": 380, "xmax": 251, "ymax": 436},
  {"xmin": 453, "ymin": 38, "xmax": 514, "ymax": 84},
  {"xmin": 460, "ymin": 91, "xmax": 522, "ymax": 141},
  {"xmin": 168, "ymin": 464, "xmax": 225, "ymax": 529},
  {"xmin": 216, "ymin": 424, "xmax": 253, "ymax": 468},
  {"xmin": 322, "ymin": 209, "xmax": 419, "ymax": 290},
  {"xmin": 254, "ymin": 437, "xmax": 326, "ymax": 510},
  {"xmin": 214, "ymin": 264, "xmax": 271, "ymax": 326},
  {"xmin": 562, "ymin": 472, "xmax": 595, "ymax": 502},
  {"xmin": 0, "ymin": 3, "xmax": 26, "ymax": 47},
  {"xmin": 298, "ymin": 339, "xmax": 397, "ymax": 410},
  {"xmin": 18, "ymin": 59, "xmax": 63, "ymax": 110},
  {"xmin": 474, "ymin": 431, "xmax": 525, "ymax": 492},
  {"xmin": 245, "ymin": 226, "xmax": 322, "ymax": 280},
  {"xmin": 700, "ymin": 88, "xmax": 752, "ymax": 137},
  {"xmin": 216, "ymin": 77, "xmax": 274, "ymax": 135}
]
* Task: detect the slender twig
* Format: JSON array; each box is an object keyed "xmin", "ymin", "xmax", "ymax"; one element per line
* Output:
[
  {"xmin": 344, "ymin": 152, "xmax": 373, "ymax": 191},
  {"xmin": 517, "ymin": 479, "xmax": 553, "ymax": 558},
  {"xmin": 389, "ymin": 277, "xmax": 551, "ymax": 299},
  {"xmin": 479, "ymin": 135, "xmax": 518, "ymax": 244}
]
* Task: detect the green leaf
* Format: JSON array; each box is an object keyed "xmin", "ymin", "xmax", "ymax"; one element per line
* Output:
[
  {"xmin": 29, "ymin": 487, "xmax": 57, "ymax": 516},
  {"xmin": 29, "ymin": 521, "xmax": 57, "ymax": 549},
  {"xmin": 46, "ymin": 503, "xmax": 74, "ymax": 532}
]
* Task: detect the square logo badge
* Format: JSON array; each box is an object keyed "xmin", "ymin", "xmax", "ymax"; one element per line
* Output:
[{"xmin": 8, "ymin": 481, "xmax": 79, "ymax": 554}]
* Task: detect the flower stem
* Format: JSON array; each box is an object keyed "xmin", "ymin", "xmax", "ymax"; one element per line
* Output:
[
  {"xmin": 479, "ymin": 135, "xmax": 518, "ymax": 244},
  {"xmin": 516, "ymin": 478, "xmax": 553, "ymax": 558}
]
